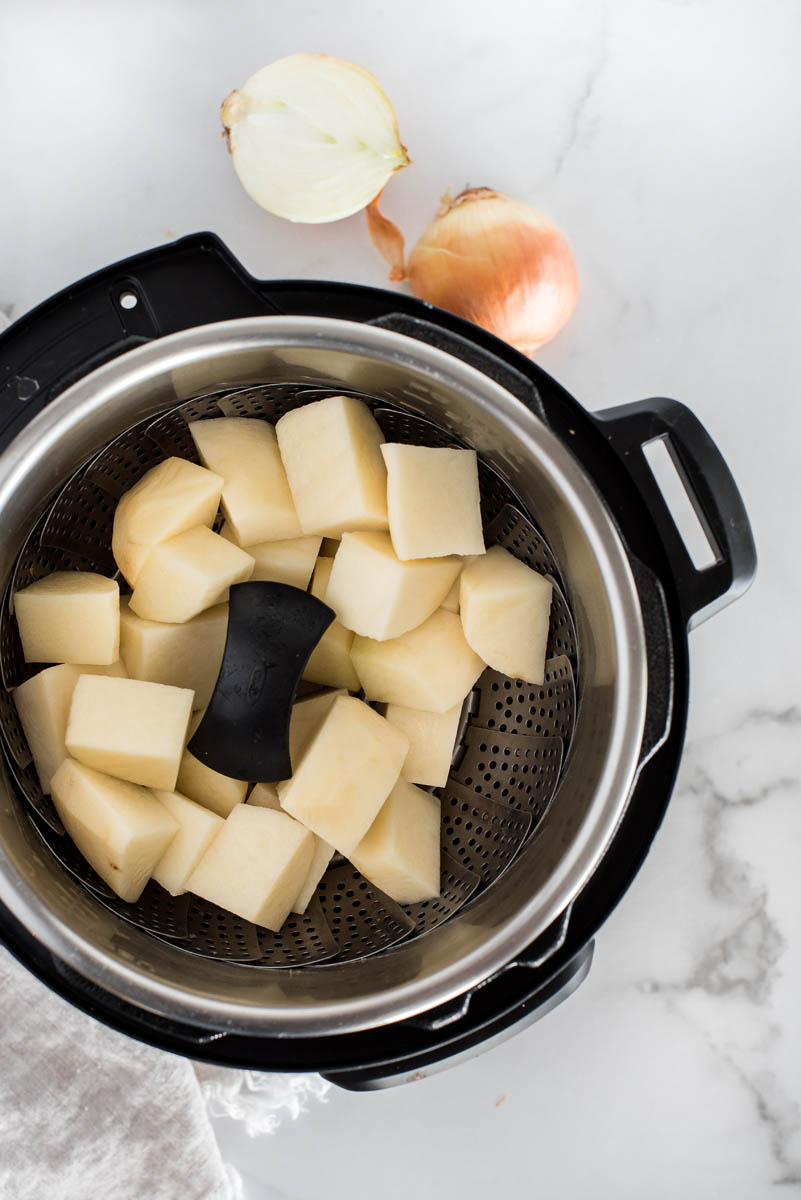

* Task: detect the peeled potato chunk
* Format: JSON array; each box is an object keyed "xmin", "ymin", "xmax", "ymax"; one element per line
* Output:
[
  {"xmin": 119, "ymin": 599, "xmax": 228, "ymax": 710},
  {"xmin": 440, "ymin": 577, "xmax": 460, "ymax": 613},
  {"xmin": 289, "ymin": 838, "xmax": 335, "ymax": 915},
  {"xmin": 325, "ymin": 532, "xmax": 461, "ymax": 641},
  {"xmin": 150, "ymin": 789, "xmax": 224, "ymax": 897},
  {"xmin": 15, "ymin": 572, "xmax": 120, "ymax": 666},
  {"xmin": 13, "ymin": 661, "xmax": 127, "ymax": 793},
  {"xmin": 381, "ymin": 443, "xmax": 485, "ymax": 560},
  {"xmin": 302, "ymin": 557, "xmax": 360, "ymax": 691},
  {"xmin": 278, "ymin": 694, "xmax": 408, "ymax": 856},
  {"xmin": 66, "ymin": 675, "xmax": 193, "ymax": 791},
  {"xmin": 190, "ymin": 418, "xmax": 302, "ymax": 545},
  {"xmin": 302, "ymin": 622, "xmax": 359, "ymax": 692},
  {"xmin": 248, "ymin": 782, "xmax": 335, "ymax": 915},
  {"xmin": 187, "ymin": 805, "xmax": 315, "ymax": 931},
  {"xmin": 176, "ymin": 712, "xmax": 248, "ymax": 817},
  {"xmin": 129, "ymin": 526, "xmax": 254, "ymax": 624},
  {"xmin": 351, "ymin": 608, "xmax": 485, "ymax": 714},
  {"xmin": 350, "ymin": 777, "xmax": 441, "ymax": 904},
  {"xmin": 276, "ymin": 395, "xmax": 389, "ymax": 536},
  {"xmin": 220, "ymin": 524, "xmax": 322, "ymax": 589},
  {"xmin": 51, "ymin": 758, "xmax": 178, "ymax": 902},
  {"xmin": 460, "ymin": 546, "xmax": 552, "ymax": 684},
  {"xmin": 247, "ymin": 781, "xmax": 281, "ymax": 809},
  {"xmin": 112, "ymin": 457, "xmax": 223, "ymax": 586},
  {"xmin": 288, "ymin": 689, "xmax": 347, "ymax": 768},
  {"xmin": 385, "ymin": 702, "xmax": 462, "ymax": 788}
]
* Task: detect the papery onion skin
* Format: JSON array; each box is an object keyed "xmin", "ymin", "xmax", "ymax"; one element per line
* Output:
[
  {"xmin": 366, "ymin": 194, "xmax": 407, "ymax": 281},
  {"xmin": 406, "ymin": 188, "xmax": 578, "ymax": 354},
  {"xmin": 221, "ymin": 54, "xmax": 409, "ymax": 224}
]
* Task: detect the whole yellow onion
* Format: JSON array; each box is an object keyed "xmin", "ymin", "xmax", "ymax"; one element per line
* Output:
[
  {"xmin": 408, "ymin": 188, "xmax": 578, "ymax": 354},
  {"xmin": 368, "ymin": 187, "xmax": 578, "ymax": 354}
]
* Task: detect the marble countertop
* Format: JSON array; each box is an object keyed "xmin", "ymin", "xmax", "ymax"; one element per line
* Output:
[{"xmin": 1, "ymin": 1, "xmax": 798, "ymax": 1197}]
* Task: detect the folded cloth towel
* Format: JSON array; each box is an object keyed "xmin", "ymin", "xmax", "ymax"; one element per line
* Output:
[{"xmin": 0, "ymin": 947, "xmax": 237, "ymax": 1200}]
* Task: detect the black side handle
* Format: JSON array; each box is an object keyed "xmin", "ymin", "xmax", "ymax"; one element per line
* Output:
[
  {"xmin": 0, "ymin": 233, "xmax": 281, "ymax": 445},
  {"xmin": 595, "ymin": 398, "xmax": 756, "ymax": 629}
]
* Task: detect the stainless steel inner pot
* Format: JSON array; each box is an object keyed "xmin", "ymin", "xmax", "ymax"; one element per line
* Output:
[{"xmin": 0, "ymin": 317, "xmax": 647, "ymax": 1035}]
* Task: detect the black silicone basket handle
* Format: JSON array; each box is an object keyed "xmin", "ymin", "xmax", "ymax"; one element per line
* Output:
[
  {"xmin": 595, "ymin": 397, "xmax": 756, "ymax": 629},
  {"xmin": 0, "ymin": 232, "xmax": 280, "ymax": 446}
]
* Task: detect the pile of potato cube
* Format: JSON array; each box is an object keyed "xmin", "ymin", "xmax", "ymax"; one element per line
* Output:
[{"xmin": 12, "ymin": 396, "xmax": 552, "ymax": 935}]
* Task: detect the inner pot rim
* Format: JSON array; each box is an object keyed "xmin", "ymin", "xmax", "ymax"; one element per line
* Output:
[{"xmin": 0, "ymin": 316, "xmax": 647, "ymax": 1035}]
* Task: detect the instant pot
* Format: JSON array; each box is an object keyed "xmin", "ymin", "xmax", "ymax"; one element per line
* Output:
[{"xmin": 0, "ymin": 234, "xmax": 755, "ymax": 1088}]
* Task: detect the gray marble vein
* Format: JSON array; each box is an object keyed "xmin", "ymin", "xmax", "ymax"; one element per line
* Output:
[
  {"xmin": 640, "ymin": 709, "xmax": 801, "ymax": 1188},
  {"xmin": 552, "ymin": 8, "xmax": 610, "ymax": 177}
]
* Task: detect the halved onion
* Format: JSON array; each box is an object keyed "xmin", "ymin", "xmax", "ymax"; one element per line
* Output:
[{"xmin": 221, "ymin": 54, "xmax": 410, "ymax": 224}]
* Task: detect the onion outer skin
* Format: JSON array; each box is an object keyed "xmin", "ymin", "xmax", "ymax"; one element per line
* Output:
[{"xmin": 406, "ymin": 188, "xmax": 578, "ymax": 354}]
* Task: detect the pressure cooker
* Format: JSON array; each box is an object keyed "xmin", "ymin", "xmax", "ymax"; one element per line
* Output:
[{"xmin": 0, "ymin": 234, "xmax": 755, "ymax": 1088}]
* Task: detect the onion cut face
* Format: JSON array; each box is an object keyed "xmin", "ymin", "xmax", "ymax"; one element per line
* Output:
[{"xmin": 221, "ymin": 54, "xmax": 410, "ymax": 224}]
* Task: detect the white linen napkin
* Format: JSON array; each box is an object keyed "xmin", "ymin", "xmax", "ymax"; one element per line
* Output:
[{"xmin": 0, "ymin": 945, "xmax": 329, "ymax": 1199}]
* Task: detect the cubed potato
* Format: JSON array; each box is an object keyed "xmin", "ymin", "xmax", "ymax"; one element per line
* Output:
[
  {"xmin": 290, "ymin": 838, "xmax": 335, "ymax": 915},
  {"xmin": 150, "ymin": 789, "xmax": 224, "ymax": 897},
  {"xmin": 187, "ymin": 804, "xmax": 315, "ymax": 931},
  {"xmin": 112, "ymin": 457, "xmax": 223, "ymax": 586},
  {"xmin": 50, "ymin": 758, "xmax": 178, "ymax": 902},
  {"xmin": 119, "ymin": 599, "xmax": 228, "ymax": 710},
  {"xmin": 248, "ymin": 782, "xmax": 335, "ymax": 915},
  {"xmin": 276, "ymin": 395, "xmax": 389, "ymax": 536},
  {"xmin": 441, "ymin": 578, "xmax": 460, "ymax": 613},
  {"xmin": 13, "ymin": 661, "xmax": 127, "ymax": 793},
  {"xmin": 303, "ymin": 623, "xmax": 358, "ymax": 691},
  {"xmin": 460, "ymin": 547, "xmax": 553, "ymax": 684},
  {"xmin": 129, "ymin": 526, "xmax": 254, "ymax": 624},
  {"xmin": 302, "ymin": 558, "xmax": 360, "ymax": 691},
  {"xmin": 308, "ymin": 551, "xmax": 334, "ymax": 603},
  {"xmin": 289, "ymin": 689, "xmax": 347, "ymax": 768},
  {"xmin": 220, "ymin": 524, "xmax": 322, "ymax": 590},
  {"xmin": 320, "ymin": 537, "xmax": 341, "ymax": 557},
  {"xmin": 351, "ymin": 608, "xmax": 485, "ymax": 714},
  {"xmin": 66, "ymin": 675, "xmax": 193, "ymax": 790},
  {"xmin": 350, "ymin": 777, "xmax": 441, "ymax": 904},
  {"xmin": 278, "ymin": 695, "xmax": 408, "ymax": 856},
  {"xmin": 189, "ymin": 418, "xmax": 302, "ymax": 545},
  {"xmin": 384, "ymin": 702, "xmax": 462, "ymax": 787},
  {"xmin": 381, "ymin": 444, "xmax": 485, "ymax": 560},
  {"xmin": 176, "ymin": 712, "xmax": 248, "ymax": 817},
  {"xmin": 15, "ymin": 572, "xmax": 120, "ymax": 666},
  {"xmin": 247, "ymin": 781, "xmax": 281, "ymax": 809},
  {"xmin": 325, "ymin": 532, "xmax": 462, "ymax": 641}
]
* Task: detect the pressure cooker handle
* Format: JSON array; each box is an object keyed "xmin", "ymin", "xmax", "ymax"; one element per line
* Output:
[
  {"xmin": 594, "ymin": 398, "xmax": 756, "ymax": 629},
  {"xmin": 0, "ymin": 233, "xmax": 279, "ymax": 445}
]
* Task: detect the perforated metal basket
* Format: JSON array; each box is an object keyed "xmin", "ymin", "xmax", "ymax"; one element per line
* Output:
[
  {"xmin": 0, "ymin": 316, "xmax": 650, "ymax": 1036},
  {"xmin": 0, "ymin": 382, "xmax": 578, "ymax": 968}
]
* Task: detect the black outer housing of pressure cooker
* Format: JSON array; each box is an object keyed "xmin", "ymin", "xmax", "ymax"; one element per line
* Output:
[{"xmin": 0, "ymin": 235, "xmax": 755, "ymax": 1088}]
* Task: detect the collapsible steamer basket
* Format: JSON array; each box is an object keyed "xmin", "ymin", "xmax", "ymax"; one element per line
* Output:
[{"xmin": 0, "ymin": 236, "xmax": 755, "ymax": 1087}]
